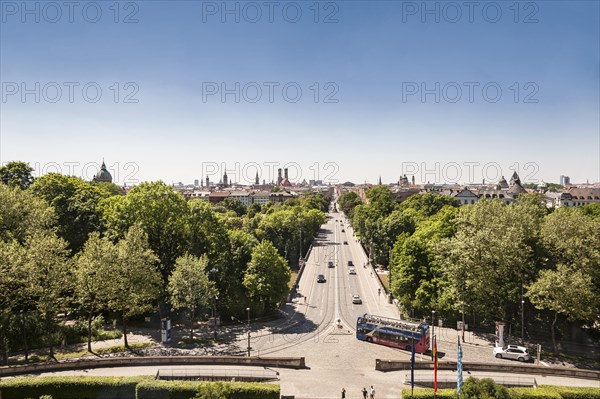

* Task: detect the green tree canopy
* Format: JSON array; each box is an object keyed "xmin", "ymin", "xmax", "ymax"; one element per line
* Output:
[
  {"xmin": 0, "ymin": 183, "xmax": 56, "ymax": 244},
  {"xmin": 30, "ymin": 174, "xmax": 112, "ymax": 252},
  {"xmin": 101, "ymin": 181, "xmax": 189, "ymax": 280},
  {"xmin": 106, "ymin": 225, "xmax": 162, "ymax": 347},
  {"xmin": 527, "ymin": 264, "xmax": 597, "ymax": 352},
  {"xmin": 74, "ymin": 233, "xmax": 117, "ymax": 352},
  {"xmin": 338, "ymin": 191, "xmax": 362, "ymax": 217},
  {"xmin": 0, "ymin": 161, "xmax": 34, "ymax": 189},
  {"xmin": 243, "ymin": 240, "xmax": 291, "ymax": 311},
  {"xmin": 168, "ymin": 254, "xmax": 217, "ymax": 341},
  {"xmin": 23, "ymin": 232, "xmax": 73, "ymax": 359}
]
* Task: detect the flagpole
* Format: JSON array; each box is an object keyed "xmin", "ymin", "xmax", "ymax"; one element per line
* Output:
[
  {"xmin": 410, "ymin": 336, "xmax": 415, "ymax": 399},
  {"xmin": 433, "ymin": 336, "xmax": 438, "ymax": 398},
  {"xmin": 457, "ymin": 336, "xmax": 463, "ymax": 399}
]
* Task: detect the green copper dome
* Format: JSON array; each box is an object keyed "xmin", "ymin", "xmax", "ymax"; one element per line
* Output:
[{"xmin": 95, "ymin": 161, "xmax": 112, "ymax": 183}]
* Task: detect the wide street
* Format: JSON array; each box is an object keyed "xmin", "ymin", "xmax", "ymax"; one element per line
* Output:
[{"xmin": 7, "ymin": 204, "xmax": 600, "ymax": 398}]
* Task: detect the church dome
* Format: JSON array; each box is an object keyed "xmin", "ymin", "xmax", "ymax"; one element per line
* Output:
[{"xmin": 95, "ymin": 161, "xmax": 112, "ymax": 183}]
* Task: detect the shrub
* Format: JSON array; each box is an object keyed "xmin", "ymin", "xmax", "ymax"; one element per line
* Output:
[
  {"xmin": 508, "ymin": 387, "xmax": 561, "ymax": 398},
  {"xmin": 460, "ymin": 377, "xmax": 510, "ymax": 399},
  {"xmin": 400, "ymin": 388, "xmax": 456, "ymax": 398},
  {"xmin": 544, "ymin": 386, "xmax": 600, "ymax": 399},
  {"xmin": 0, "ymin": 376, "xmax": 149, "ymax": 399},
  {"xmin": 136, "ymin": 381, "xmax": 280, "ymax": 399}
]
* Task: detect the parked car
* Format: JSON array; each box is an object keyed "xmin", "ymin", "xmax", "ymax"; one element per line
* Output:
[
  {"xmin": 343, "ymin": 241, "xmax": 348, "ymax": 245},
  {"xmin": 348, "ymin": 267, "xmax": 356, "ymax": 275},
  {"xmin": 341, "ymin": 229, "xmax": 345, "ymax": 232},
  {"xmin": 352, "ymin": 294, "xmax": 362, "ymax": 304},
  {"xmin": 317, "ymin": 274, "xmax": 326, "ymax": 283},
  {"xmin": 493, "ymin": 345, "xmax": 530, "ymax": 362},
  {"xmin": 327, "ymin": 261, "xmax": 334, "ymax": 268},
  {"xmin": 347, "ymin": 260, "xmax": 353, "ymax": 266}
]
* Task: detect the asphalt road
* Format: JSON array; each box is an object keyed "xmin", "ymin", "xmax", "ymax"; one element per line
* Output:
[{"xmin": 7, "ymin": 203, "xmax": 600, "ymax": 398}]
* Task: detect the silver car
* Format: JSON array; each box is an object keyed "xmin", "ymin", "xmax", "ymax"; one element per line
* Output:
[{"xmin": 493, "ymin": 345, "xmax": 530, "ymax": 362}]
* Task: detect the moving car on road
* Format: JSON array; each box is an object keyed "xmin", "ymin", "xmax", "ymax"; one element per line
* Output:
[
  {"xmin": 347, "ymin": 260, "xmax": 353, "ymax": 266},
  {"xmin": 352, "ymin": 294, "xmax": 362, "ymax": 304},
  {"xmin": 343, "ymin": 241, "xmax": 348, "ymax": 245},
  {"xmin": 348, "ymin": 267, "xmax": 356, "ymax": 275},
  {"xmin": 317, "ymin": 274, "xmax": 326, "ymax": 283},
  {"xmin": 493, "ymin": 345, "xmax": 530, "ymax": 362},
  {"xmin": 327, "ymin": 261, "xmax": 334, "ymax": 268}
]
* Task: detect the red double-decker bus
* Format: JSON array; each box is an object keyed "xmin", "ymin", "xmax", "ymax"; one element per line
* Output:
[{"xmin": 356, "ymin": 313, "xmax": 430, "ymax": 353}]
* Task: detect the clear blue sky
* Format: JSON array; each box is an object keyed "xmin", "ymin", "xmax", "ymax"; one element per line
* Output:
[{"xmin": 1, "ymin": 1, "xmax": 598, "ymax": 186}]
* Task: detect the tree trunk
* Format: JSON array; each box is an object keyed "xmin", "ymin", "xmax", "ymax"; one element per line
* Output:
[
  {"xmin": 551, "ymin": 311, "xmax": 558, "ymax": 354},
  {"xmin": 123, "ymin": 317, "xmax": 129, "ymax": 348},
  {"xmin": 49, "ymin": 342, "xmax": 56, "ymax": 361},
  {"xmin": 190, "ymin": 308, "xmax": 195, "ymax": 342},
  {"xmin": 23, "ymin": 319, "xmax": 29, "ymax": 361},
  {"xmin": 87, "ymin": 308, "xmax": 94, "ymax": 353},
  {"xmin": 1, "ymin": 336, "xmax": 8, "ymax": 366}
]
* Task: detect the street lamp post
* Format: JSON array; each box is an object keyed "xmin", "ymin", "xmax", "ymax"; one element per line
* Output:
[
  {"xmin": 521, "ymin": 273, "xmax": 525, "ymax": 345},
  {"xmin": 431, "ymin": 310, "xmax": 436, "ymax": 360},
  {"xmin": 246, "ymin": 307, "xmax": 251, "ymax": 357},
  {"xmin": 461, "ymin": 301, "xmax": 466, "ymax": 343}
]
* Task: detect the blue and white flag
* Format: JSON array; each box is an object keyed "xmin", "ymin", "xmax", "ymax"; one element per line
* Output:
[{"xmin": 457, "ymin": 337, "xmax": 463, "ymax": 396}]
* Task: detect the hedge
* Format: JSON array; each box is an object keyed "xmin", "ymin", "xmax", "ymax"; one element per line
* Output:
[
  {"xmin": 0, "ymin": 376, "xmax": 150, "ymax": 399},
  {"xmin": 135, "ymin": 380, "xmax": 280, "ymax": 399},
  {"xmin": 544, "ymin": 386, "xmax": 600, "ymax": 399},
  {"xmin": 400, "ymin": 388, "xmax": 456, "ymax": 398},
  {"xmin": 402, "ymin": 387, "xmax": 600, "ymax": 399},
  {"xmin": 508, "ymin": 388, "xmax": 562, "ymax": 398}
]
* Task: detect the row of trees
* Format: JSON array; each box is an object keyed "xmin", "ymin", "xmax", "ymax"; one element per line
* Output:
[
  {"xmin": 339, "ymin": 187, "xmax": 600, "ymax": 352},
  {"xmin": 0, "ymin": 161, "xmax": 328, "ymax": 362}
]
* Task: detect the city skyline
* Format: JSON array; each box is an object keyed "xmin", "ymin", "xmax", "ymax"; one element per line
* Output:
[{"xmin": 1, "ymin": 1, "xmax": 599, "ymax": 185}]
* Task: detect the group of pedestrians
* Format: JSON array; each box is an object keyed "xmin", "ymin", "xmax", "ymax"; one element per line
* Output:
[{"xmin": 341, "ymin": 385, "xmax": 375, "ymax": 399}]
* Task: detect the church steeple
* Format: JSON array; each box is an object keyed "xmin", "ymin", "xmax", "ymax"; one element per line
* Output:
[
  {"xmin": 255, "ymin": 172, "xmax": 260, "ymax": 185},
  {"xmin": 378, "ymin": 176, "xmax": 382, "ymax": 185}
]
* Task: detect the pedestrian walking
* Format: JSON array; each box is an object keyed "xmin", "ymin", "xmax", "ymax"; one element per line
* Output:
[
  {"xmin": 370, "ymin": 385, "xmax": 375, "ymax": 399},
  {"xmin": 362, "ymin": 387, "xmax": 368, "ymax": 399},
  {"xmin": 341, "ymin": 387, "xmax": 346, "ymax": 399}
]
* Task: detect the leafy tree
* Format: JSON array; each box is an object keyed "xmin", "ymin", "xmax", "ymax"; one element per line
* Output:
[
  {"xmin": 243, "ymin": 240, "xmax": 291, "ymax": 312},
  {"xmin": 91, "ymin": 181, "xmax": 123, "ymax": 196},
  {"xmin": 579, "ymin": 203, "xmax": 600, "ymax": 219},
  {"xmin": 527, "ymin": 264, "xmax": 597, "ymax": 353},
  {"xmin": 101, "ymin": 181, "xmax": 189, "ymax": 280},
  {"xmin": 372, "ymin": 209, "xmax": 415, "ymax": 266},
  {"xmin": 168, "ymin": 254, "xmax": 217, "ymax": 341},
  {"xmin": 459, "ymin": 377, "xmax": 509, "ymax": 399},
  {"xmin": 74, "ymin": 233, "xmax": 117, "ymax": 352},
  {"xmin": 246, "ymin": 203, "xmax": 262, "ymax": 218},
  {"xmin": 0, "ymin": 183, "xmax": 56, "ymax": 244},
  {"xmin": 0, "ymin": 161, "xmax": 34, "ymax": 189},
  {"xmin": 221, "ymin": 198, "xmax": 247, "ymax": 217},
  {"xmin": 541, "ymin": 208, "xmax": 600, "ymax": 283},
  {"xmin": 23, "ymin": 232, "xmax": 73, "ymax": 360},
  {"xmin": 31, "ymin": 174, "xmax": 112, "ymax": 252},
  {"xmin": 398, "ymin": 193, "xmax": 458, "ymax": 218},
  {"xmin": 106, "ymin": 225, "xmax": 162, "ymax": 347},
  {"xmin": 338, "ymin": 191, "xmax": 362, "ymax": 216},
  {"xmin": 226, "ymin": 230, "xmax": 259, "ymax": 315},
  {"xmin": 365, "ymin": 185, "xmax": 396, "ymax": 217},
  {"xmin": 299, "ymin": 192, "xmax": 329, "ymax": 212},
  {"xmin": 390, "ymin": 206, "xmax": 457, "ymax": 314},
  {"xmin": 0, "ymin": 240, "xmax": 28, "ymax": 364},
  {"xmin": 437, "ymin": 200, "xmax": 536, "ymax": 322}
]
